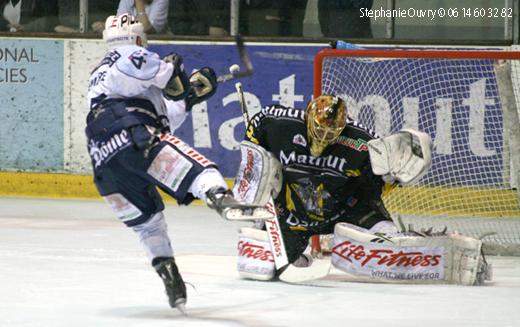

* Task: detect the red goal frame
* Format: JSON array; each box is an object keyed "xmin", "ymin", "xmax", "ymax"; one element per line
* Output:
[
  {"xmin": 314, "ymin": 48, "xmax": 520, "ymax": 97},
  {"xmin": 310, "ymin": 47, "xmax": 520, "ymax": 255}
]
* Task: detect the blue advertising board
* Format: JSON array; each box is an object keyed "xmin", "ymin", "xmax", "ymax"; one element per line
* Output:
[
  {"xmin": 0, "ymin": 38, "xmax": 506, "ymax": 189},
  {"xmin": 149, "ymin": 43, "xmax": 323, "ymax": 177},
  {"xmin": 0, "ymin": 39, "xmax": 64, "ymax": 171},
  {"xmin": 150, "ymin": 44, "xmax": 507, "ymax": 186}
]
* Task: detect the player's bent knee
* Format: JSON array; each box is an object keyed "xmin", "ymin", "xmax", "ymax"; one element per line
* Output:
[
  {"xmin": 147, "ymin": 136, "xmax": 216, "ymax": 203},
  {"xmin": 237, "ymin": 227, "xmax": 276, "ymax": 281},
  {"xmin": 103, "ymin": 193, "xmax": 146, "ymax": 226}
]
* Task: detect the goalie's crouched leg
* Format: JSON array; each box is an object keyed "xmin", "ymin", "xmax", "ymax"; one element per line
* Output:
[
  {"xmin": 237, "ymin": 227, "xmax": 313, "ymax": 281},
  {"xmin": 331, "ymin": 222, "xmax": 491, "ymax": 285},
  {"xmin": 237, "ymin": 227, "xmax": 276, "ymax": 280}
]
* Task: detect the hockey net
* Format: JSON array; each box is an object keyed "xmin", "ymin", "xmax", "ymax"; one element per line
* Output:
[{"xmin": 312, "ymin": 47, "xmax": 520, "ymax": 255}]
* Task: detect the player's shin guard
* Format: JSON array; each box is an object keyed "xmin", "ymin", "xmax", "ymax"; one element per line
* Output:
[
  {"xmin": 152, "ymin": 257, "xmax": 187, "ymax": 308},
  {"xmin": 132, "ymin": 212, "xmax": 173, "ymax": 261}
]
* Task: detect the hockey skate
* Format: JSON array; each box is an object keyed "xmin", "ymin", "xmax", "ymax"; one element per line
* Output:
[
  {"xmin": 153, "ymin": 257, "xmax": 187, "ymax": 312},
  {"xmin": 205, "ymin": 187, "xmax": 275, "ymax": 221}
]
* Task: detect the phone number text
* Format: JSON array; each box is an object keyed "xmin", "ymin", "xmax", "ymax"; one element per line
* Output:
[{"xmin": 360, "ymin": 7, "xmax": 513, "ymax": 21}]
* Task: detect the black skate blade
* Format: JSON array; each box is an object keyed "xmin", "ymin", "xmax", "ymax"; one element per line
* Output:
[{"xmin": 173, "ymin": 299, "xmax": 187, "ymax": 315}]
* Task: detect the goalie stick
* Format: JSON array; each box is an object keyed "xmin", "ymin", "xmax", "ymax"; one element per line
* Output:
[
  {"xmin": 278, "ymin": 257, "xmax": 331, "ymax": 284},
  {"xmin": 234, "ymin": 81, "xmax": 331, "ymax": 283}
]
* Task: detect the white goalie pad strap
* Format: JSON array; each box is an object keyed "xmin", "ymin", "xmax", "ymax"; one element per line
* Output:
[
  {"xmin": 369, "ymin": 220, "xmax": 400, "ymax": 235},
  {"xmin": 368, "ymin": 129, "xmax": 432, "ymax": 185},
  {"xmin": 331, "ymin": 222, "xmax": 484, "ymax": 285},
  {"xmin": 233, "ymin": 140, "xmax": 283, "ymax": 205},
  {"xmin": 237, "ymin": 227, "xmax": 276, "ymax": 280}
]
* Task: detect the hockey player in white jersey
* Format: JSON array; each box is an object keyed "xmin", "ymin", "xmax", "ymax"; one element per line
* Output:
[{"xmin": 86, "ymin": 14, "xmax": 272, "ymax": 311}]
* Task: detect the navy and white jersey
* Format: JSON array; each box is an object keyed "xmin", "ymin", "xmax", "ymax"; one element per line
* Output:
[{"xmin": 88, "ymin": 44, "xmax": 187, "ymax": 131}]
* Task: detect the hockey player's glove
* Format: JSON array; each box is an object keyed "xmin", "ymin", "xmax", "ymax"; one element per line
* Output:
[
  {"xmin": 163, "ymin": 53, "xmax": 190, "ymax": 101},
  {"xmin": 185, "ymin": 67, "xmax": 218, "ymax": 111}
]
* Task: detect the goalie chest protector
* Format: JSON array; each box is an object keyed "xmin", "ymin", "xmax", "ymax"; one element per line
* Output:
[{"xmin": 247, "ymin": 105, "xmax": 384, "ymax": 224}]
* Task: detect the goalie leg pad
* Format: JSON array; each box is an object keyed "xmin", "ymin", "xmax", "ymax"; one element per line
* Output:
[
  {"xmin": 237, "ymin": 227, "xmax": 276, "ymax": 280},
  {"xmin": 331, "ymin": 222, "xmax": 487, "ymax": 285},
  {"xmin": 368, "ymin": 220, "xmax": 400, "ymax": 235}
]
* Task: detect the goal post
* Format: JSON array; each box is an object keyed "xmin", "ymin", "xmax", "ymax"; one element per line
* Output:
[{"xmin": 311, "ymin": 47, "xmax": 520, "ymax": 255}]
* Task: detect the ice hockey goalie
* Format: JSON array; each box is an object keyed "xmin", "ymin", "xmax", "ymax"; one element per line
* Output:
[{"xmin": 231, "ymin": 95, "xmax": 491, "ymax": 285}]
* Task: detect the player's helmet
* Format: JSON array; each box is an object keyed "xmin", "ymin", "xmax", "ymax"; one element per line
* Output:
[
  {"xmin": 103, "ymin": 14, "xmax": 147, "ymax": 48},
  {"xmin": 306, "ymin": 95, "xmax": 347, "ymax": 157}
]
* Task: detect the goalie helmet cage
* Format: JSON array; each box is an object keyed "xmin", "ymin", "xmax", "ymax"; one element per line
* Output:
[{"xmin": 311, "ymin": 47, "xmax": 520, "ymax": 256}]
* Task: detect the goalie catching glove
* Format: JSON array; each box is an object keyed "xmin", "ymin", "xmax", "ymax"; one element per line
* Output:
[
  {"xmin": 185, "ymin": 67, "xmax": 218, "ymax": 111},
  {"xmin": 368, "ymin": 129, "xmax": 432, "ymax": 185}
]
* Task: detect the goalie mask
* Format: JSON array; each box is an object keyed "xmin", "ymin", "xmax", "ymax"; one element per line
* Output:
[
  {"xmin": 306, "ymin": 95, "xmax": 347, "ymax": 157},
  {"xmin": 103, "ymin": 14, "xmax": 147, "ymax": 48}
]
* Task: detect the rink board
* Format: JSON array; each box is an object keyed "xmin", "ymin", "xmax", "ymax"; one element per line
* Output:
[
  {"xmin": 1, "ymin": 171, "xmax": 519, "ymax": 217},
  {"xmin": 0, "ymin": 38, "xmax": 519, "ymax": 217}
]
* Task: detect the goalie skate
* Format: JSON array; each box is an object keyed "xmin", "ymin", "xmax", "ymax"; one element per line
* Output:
[{"xmin": 206, "ymin": 187, "xmax": 274, "ymax": 221}]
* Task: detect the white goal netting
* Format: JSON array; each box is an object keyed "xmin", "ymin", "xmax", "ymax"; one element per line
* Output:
[{"xmin": 315, "ymin": 48, "xmax": 520, "ymax": 254}]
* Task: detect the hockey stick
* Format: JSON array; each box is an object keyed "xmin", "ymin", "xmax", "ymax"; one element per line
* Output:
[
  {"xmin": 191, "ymin": 35, "xmax": 253, "ymax": 91},
  {"xmin": 235, "ymin": 82, "xmax": 250, "ymax": 125},
  {"xmin": 234, "ymin": 83, "xmax": 331, "ymax": 283},
  {"xmin": 278, "ymin": 258, "xmax": 331, "ymax": 283},
  {"xmin": 216, "ymin": 35, "xmax": 254, "ymax": 84}
]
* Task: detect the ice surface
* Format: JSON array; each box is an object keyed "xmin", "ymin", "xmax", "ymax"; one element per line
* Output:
[{"xmin": 0, "ymin": 198, "xmax": 519, "ymax": 327}]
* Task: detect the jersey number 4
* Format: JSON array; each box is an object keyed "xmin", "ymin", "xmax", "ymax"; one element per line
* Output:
[{"xmin": 129, "ymin": 52, "xmax": 147, "ymax": 69}]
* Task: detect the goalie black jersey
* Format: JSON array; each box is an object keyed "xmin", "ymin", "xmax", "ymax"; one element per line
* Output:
[{"xmin": 246, "ymin": 104, "xmax": 390, "ymax": 231}]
